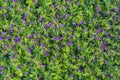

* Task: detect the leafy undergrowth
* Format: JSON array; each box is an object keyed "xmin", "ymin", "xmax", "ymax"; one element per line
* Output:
[{"xmin": 0, "ymin": 0, "xmax": 120, "ymax": 80}]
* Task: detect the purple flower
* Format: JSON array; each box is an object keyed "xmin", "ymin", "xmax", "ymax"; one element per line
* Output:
[
  {"xmin": 44, "ymin": 24, "xmax": 49, "ymax": 29},
  {"xmin": 0, "ymin": 36, "xmax": 3, "ymax": 40},
  {"xmin": 79, "ymin": 66, "xmax": 85, "ymax": 72},
  {"xmin": 118, "ymin": 7, "xmax": 120, "ymax": 11},
  {"xmin": 14, "ymin": 54, "xmax": 17, "ymax": 58},
  {"xmin": 73, "ymin": 23, "xmax": 76, "ymax": 26},
  {"xmin": 41, "ymin": 17, "xmax": 44, "ymax": 21},
  {"xmin": 27, "ymin": 47, "xmax": 31, "ymax": 54},
  {"xmin": 54, "ymin": 37, "xmax": 59, "ymax": 41},
  {"xmin": 9, "ymin": 45, "xmax": 12, "ymax": 49},
  {"xmin": 22, "ymin": 64, "xmax": 24, "ymax": 66},
  {"xmin": 106, "ymin": 35, "xmax": 111, "ymax": 38},
  {"xmin": 64, "ymin": 14, "xmax": 68, "ymax": 20},
  {"xmin": 38, "ymin": 18, "xmax": 40, "ymax": 23},
  {"xmin": 57, "ymin": 6, "xmax": 61, "ymax": 10},
  {"xmin": 23, "ymin": 16, "xmax": 27, "ymax": 20},
  {"xmin": 101, "ymin": 42, "xmax": 107, "ymax": 51},
  {"xmin": 42, "ymin": 43, "xmax": 46, "ymax": 48},
  {"xmin": 30, "ymin": 7, "xmax": 33, "ymax": 11},
  {"xmin": 3, "ymin": 13, "xmax": 6, "ymax": 18},
  {"xmin": 10, "ymin": 74, "xmax": 14, "ymax": 77},
  {"xmin": 25, "ymin": 72, "xmax": 28, "ymax": 75},
  {"xmin": 94, "ymin": 58, "xmax": 96, "ymax": 62},
  {"xmin": 14, "ymin": 36, "xmax": 21, "ymax": 43},
  {"xmin": 99, "ymin": 28, "xmax": 104, "ymax": 32},
  {"xmin": 35, "ymin": 33, "xmax": 39, "ymax": 36},
  {"xmin": 78, "ymin": 20, "xmax": 83, "ymax": 26},
  {"xmin": 93, "ymin": 18, "xmax": 96, "ymax": 21},
  {"xmin": 22, "ymin": 40, "xmax": 25, "ymax": 46},
  {"xmin": 30, "ymin": 21, "xmax": 34, "ymax": 25},
  {"xmin": 10, "ymin": 28, "xmax": 13, "ymax": 32},
  {"xmin": 78, "ymin": 1, "xmax": 80, "ymax": 5},
  {"xmin": 52, "ymin": 3, "xmax": 56, "ymax": 7},
  {"xmin": 3, "ymin": 44, "xmax": 7, "ymax": 49},
  {"xmin": 67, "ymin": 41, "xmax": 72, "ymax": 46},
  {"xmin": 83, "ymin": 28, "xmax": 87, "ymax": 32},
  {"xmin": 0, "ymin": 72, "xmax": 3, "ymax": 75},
  {"xmin": 6, "ymin": 77, "xmax": 8, "ymax": 80},
  {"xmin": 61, "ymin": 24, "xmax": 64, "ymax": 27},
  {"xmin": 105, "ymin": 11, "xmax": 109, "ymax": 15},
  {"xmin": 17, "ymin": 65, "xmax": 20, "ymax": 69},
  {"xmin": 36, "ymin": 38, "xmax": 40, "ymax": 42},
  {"xmin": 35, "ymin": 1, "xmax": 38, "ymax": 4},
  {"xmin": 39, "ymin": 63, "xmax": 44, "ymax": 67},
  {"xmin": 54, "ymin": 16, "xmax": 58, "ymax": 21},
  {"xmin": 60, "ymin": 15, "xmax": 62, "ymax": 19},
  {"xmin": 96, "ymin": 29, "xmax": 99, "ymax": 34},
  {"xmin": 106, "ymin": 73, "xmax": 112, "ymax": 78},
  {"xmin": 65, "ymin": 6, "xmax": 69, "ymax": 10},
  {"xmin": 50, "ymin": 59, "xmax": 53, "ymax": 62},
  {"xmin": 28, "ymin": 34, "xmax": 33, "ymax": 38},
  {"xmin": 0, "ymin": 66, "xmax": 4, "ymax": 70},
  {"xmin": 73, "ymin": 55, "xmax": 76, "ymax": 59},
  {"xmin": 48, "ymin": 22, "xmax": 53, "ymax": 27},
  {"xmin": 96, "ymin": 6, "xmax": 100, "ymax": 12},
  {"xmin": 7, "ymin": 36, "xmax": 12, "ymax": 40},
  {"xmin": 12, "ymin": 0, "xmax": 16, "ymax": 2},
  {"xmin": 22, "ymin": 20, "xmax": 27, "ymax": 25},
  {"xmin": 69, "ymin": 74, "xmax": 73, "ymax": 77},
  {"xmin": 14, "ymin": 52, "xmax": 18, "ymax": 58},
  {"xmin": 95, "ymin": 23, "xmax": 98, "ymax": 26},
  {"xmin": 44, "ymin": 50, "xmax": 48, "ymax": 57},
  {"xmin": 55, "ymin": 45, "xmax": 59, "ymax": 51},
  {"xmin": 113, "ymin": 16, "xmax": 118, "ymax": 20},
  {"xmin": 2, "ymin": 31, "xmax": 8, "ymax": 35},
  {"xmin": 32, "ymin": 0, "xmax": 35, "ymax": 2},
  {"xmin": 114, "ymin": 8, "xmax": 119, "ymax": 12},
  {"xmin": 98, "ymin": 13, "xmax": 101, "ymax": 16},
  {"xmin": 104, "ymin": 59, "xmax": 107, "ymax": 64},
  {"xmin": 67, "ymin": 0, "xmax": 70, "ymax": 2},
  {"xmin": 0, "ymin": 6, "xmax": 2, "ymax": 10}
]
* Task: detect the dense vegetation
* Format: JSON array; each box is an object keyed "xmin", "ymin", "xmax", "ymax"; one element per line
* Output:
[{"xmin": 0, "ymin": 0, "xmax": 120, "ymax": 80}]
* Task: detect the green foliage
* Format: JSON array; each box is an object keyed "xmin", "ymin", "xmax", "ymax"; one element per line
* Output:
[{"xmin": 0, "ymin": 0, "xmax": 120, "ymax": 80}]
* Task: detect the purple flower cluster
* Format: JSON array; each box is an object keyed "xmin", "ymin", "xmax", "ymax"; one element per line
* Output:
[{"xmin": 14, "ymin": 36, "xmax": 21, "ymax": 43}]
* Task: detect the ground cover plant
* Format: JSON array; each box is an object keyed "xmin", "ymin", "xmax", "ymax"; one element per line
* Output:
[{"xmin": 0, "ymin": 0, "xmax": 120, "ymax": 80}]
